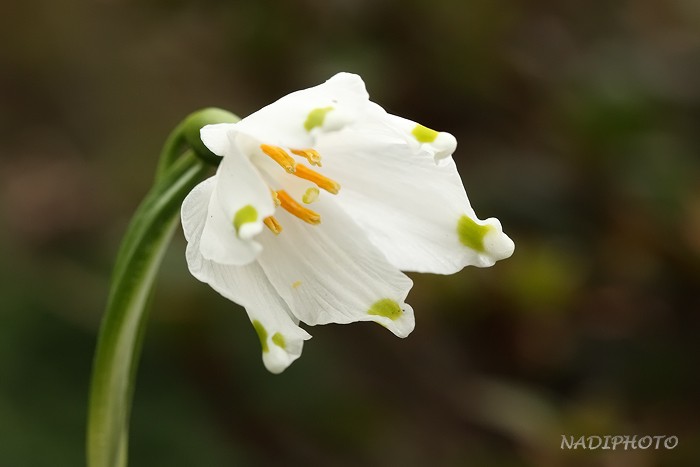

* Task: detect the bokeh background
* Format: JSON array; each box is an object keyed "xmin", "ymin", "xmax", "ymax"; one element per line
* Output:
[{"xmin": 2, "ymin": 0, "xmax": 699, "ymax": 466}]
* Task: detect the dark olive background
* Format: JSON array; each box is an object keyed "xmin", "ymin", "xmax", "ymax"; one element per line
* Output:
[{"xmin": 1, "ymin": 1, "xmax": 699, "ymax": 466}]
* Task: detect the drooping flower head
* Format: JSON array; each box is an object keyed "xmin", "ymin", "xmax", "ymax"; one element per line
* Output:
[{"xmin": 181, "ymin": 72, "xmax": 514, "ymax": 373}]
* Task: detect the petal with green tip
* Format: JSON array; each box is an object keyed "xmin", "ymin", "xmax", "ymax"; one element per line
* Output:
[
  {"xmin": 182, "ymin": 178, "xmax": 311, "ymax": 374},
  {"xmin": 257, "ymin": 196, "xmax": 415, "ymax": 338}
]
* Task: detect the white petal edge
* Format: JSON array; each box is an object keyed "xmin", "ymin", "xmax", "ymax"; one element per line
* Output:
[
  {"xmin": 231, "ymin": 72, "xmax": 370, "ymax": 150},
  {"xmin": 200, "ymin": 123, "xmax": 232, "ymax": 157}
]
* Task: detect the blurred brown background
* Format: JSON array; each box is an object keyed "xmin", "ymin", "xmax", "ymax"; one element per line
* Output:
[{"xmin": 1, "ymin": 0, "xmax": 699, "ymax": 466}]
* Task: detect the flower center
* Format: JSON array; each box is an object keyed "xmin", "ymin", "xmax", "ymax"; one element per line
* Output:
[{"xmin": 259, "ymin": 144, "xmax": 341, "ymax": 233}]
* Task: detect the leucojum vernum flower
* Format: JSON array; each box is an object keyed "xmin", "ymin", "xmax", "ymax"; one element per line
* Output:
[{"xmin": 180, "ymin": 72, "xmax": 514, "ymax": 373}]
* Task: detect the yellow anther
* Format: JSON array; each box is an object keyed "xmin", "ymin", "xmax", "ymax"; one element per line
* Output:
[
  {"xmin": 293, "ymin": 164, "xmax": 340, "ymax": 194},
  {"xmin": 263, "ymin": 216, "xmax": 283, "ymax": 235},
  {"xmin": 277, "ymin": 190, "xmax": 321, "ymax": 225},
  {"xmin": 261, "ymin": 144, "xmax": 296, "ymax": 173},
  {"xmin": 270, "ymin": 189, "xmax": 281, "ymax": 206},
  {"xmin": 291, "ymin": 148, "xmax": 322, "ymax": 167}
]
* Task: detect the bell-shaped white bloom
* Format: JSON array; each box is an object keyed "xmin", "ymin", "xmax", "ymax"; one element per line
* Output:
[{"xmin": 181, "ymin": 72, "xmax": 514, "ymax": 373}]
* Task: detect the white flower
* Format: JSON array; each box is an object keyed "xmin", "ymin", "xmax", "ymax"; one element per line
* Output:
[{"xmin": 181, "ymin": 72, "xmax": 514, "ymax": 373}]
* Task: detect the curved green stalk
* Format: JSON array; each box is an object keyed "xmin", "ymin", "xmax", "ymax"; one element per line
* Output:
[
  {"xmin": 87, "ymin": 109, "xmax": 238, "ymax": 467},
  {"xmin": 87, "ymin": 151, "xmax": 206, "ymax": 467}
]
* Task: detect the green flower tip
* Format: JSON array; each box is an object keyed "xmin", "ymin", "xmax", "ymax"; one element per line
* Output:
[
  {"xmin": 457, "ymin": 215, "xmax": 492, "ymax": 252},
  {"xmin": 368, "ymin": 298, "xmax": 403, "ymax": 321},
  {"xmin": 252, "ymin": 320, "xmax": 268, "ymax": 353},
  {"xmin": 304, "ymin": 107, "xmax": 334, "ymax": 132},
  {"xmin": 271, "ymin": 332, "xmax": 286, "ymax": 349},
  {"xmin": 411, "ymin": 124, "xmax": 439, "ymax": 143},
  {"xmin": 233, "ymin": 204, "xmax": 258, "ymax": 236}
]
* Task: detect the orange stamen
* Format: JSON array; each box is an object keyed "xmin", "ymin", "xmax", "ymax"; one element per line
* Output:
[
  {"xmin": 263, "ymin": 216, "xmax": 283, "ymax": 234},
  {"xmin": 261, "ymin": 144, "xmax": 296, "ymax": 173},
  {"xmin": 293, "ymin": 164, "xmax": 340, "ymax": 194},
  {"xmin": 290, "ymin": 148, "xmax": 322, "ymax": 167},
  {"xmin": 277, "ymin": 190, "xmax": 321, "ymax": 225}
]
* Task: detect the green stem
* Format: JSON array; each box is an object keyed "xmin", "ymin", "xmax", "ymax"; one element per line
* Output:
[
  {"xmin": 87, "ymin": 108, "xmax": 239, "ymax": 467},
  {"xmin": 155, "ymin": 108, "xmax": 236, "ymax": 179},
  {"xmin": 87, "ymin": 151, "xmax": 206, "ymax": 467}
]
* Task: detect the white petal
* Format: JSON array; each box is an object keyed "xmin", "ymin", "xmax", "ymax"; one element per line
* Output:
[
  {"xmin": 256, "ymin": 197, "xmax": 415, "ymax": 338},
  {"xmin": 231, "ymin": 72, "xmax": 370, "ymax": 149},
  {"xmin": 199, "ymin": 147, "xmax": 276, "ymax": 265},
  {"xmin": 181, "ymin": 178, "xmax": 311, "ymax": 373},
  {"xmin": 316, "ymin": 113, "xmax": 514, "ymax": 274},
  {"xmin": 200, "ymin": 123, "xmax": 233, "ymax": 156}
]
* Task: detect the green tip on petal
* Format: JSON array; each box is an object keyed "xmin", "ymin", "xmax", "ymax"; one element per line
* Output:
[
  {"xmin": 271, "ymin": 332, "xmax": 286, "ymax": 349},
  {"xmin": 368, "ymin": 298, "xmax": 403, "ymax": 321},
  {"xmin": 304, "ymin": 107, "xmax": 334, "ymax": 132},
  {"xmin": 457, "ymin": 215, "xmax": 492, "ymax": 252},
  {"xmin": 252, "ymin": 320, "xmax": 268, "ymax": 353},
  {"xmin": 411, "ymin": 124, "xmax": 439, "ymax": 143},
  {"xmin": 233, "ymin": 205, "xmax": 258, "ymax": 236}
]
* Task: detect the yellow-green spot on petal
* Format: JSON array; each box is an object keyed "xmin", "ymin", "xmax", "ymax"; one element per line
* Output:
[
  {"xmin": 233, "ymin": 204, "xmax": 258, "ymax": 236},
  {"xmin": 252, "ymin": 320, "xmax": 268, "ymax": 353},
  {"xmin": 302, "ymin": 187, "xmax": 320, "ymax": 204},
  {"xmin": 291, "ymin": 280, "xmax": 302, "ymax": 289},
  {"xmin": 272, "ymin": 332, "xmax": 286, "ymax": 349},
  {"xmin": 411, "ymin": 124, "xmax": 439, "ymax": 143},
  {"xmin": 457, "ymin": 215, "xmax": 492, "ymax": 252},
  {"xmin": 368, "ymin": 298, "xmax": 402, "ymax": 321},
  {"xmin": 304, "ymin": 106, "xmax": 334, "ymax": 132}
]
